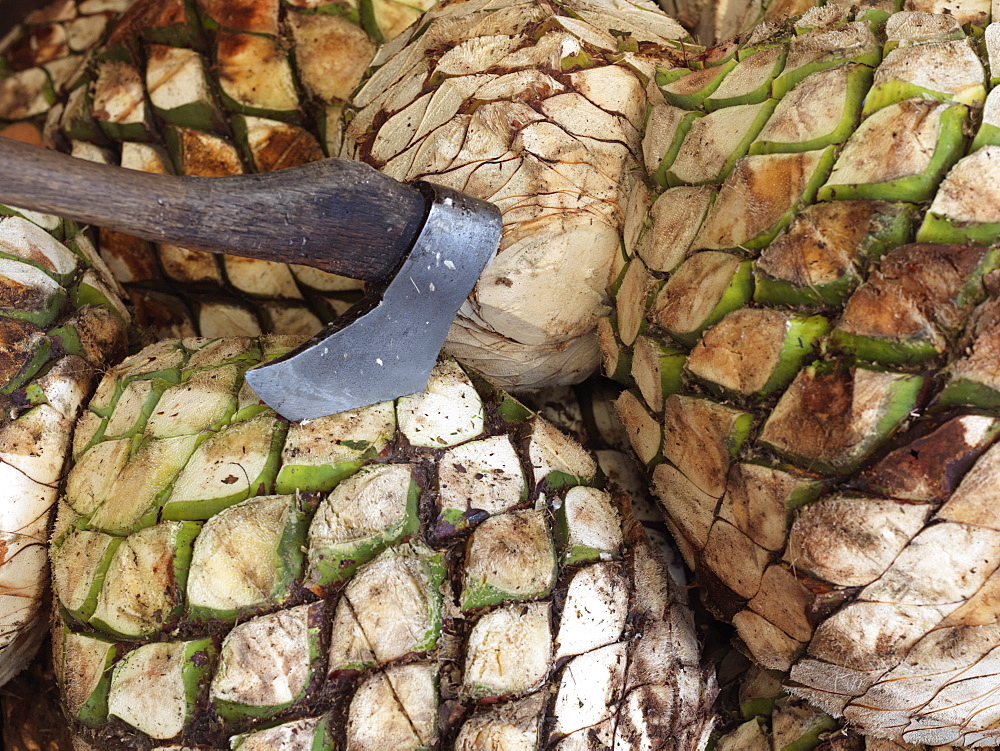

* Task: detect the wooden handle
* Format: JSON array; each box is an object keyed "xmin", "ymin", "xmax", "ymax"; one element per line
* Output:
[{"xmin": 0, "ymin": 137, "xmax": 428, "ymax": 283}]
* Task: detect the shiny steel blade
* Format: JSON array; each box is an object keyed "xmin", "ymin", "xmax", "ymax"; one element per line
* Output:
[{"xmin": 244, "ymin": 182, "xmax": 501, "ymax": 421}]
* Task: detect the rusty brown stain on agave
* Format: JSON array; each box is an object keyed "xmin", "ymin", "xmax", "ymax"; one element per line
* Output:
[
  {"xmin": 0, "ymin": 240, "xmax": 59, "ymax": 275},
  {"xmin": 288, "ymin": 14, "xmax": 375, "ymax": 103},
  {"xmin": 126, "ymin": 290, "xmax": 193, "ymax": 337},
  {"xmin": 860, "ymin": 415, "xmax": 997, "ymax": 501},
  {"xmin": 103, "ymin": 0, "xmax": 189, "ymax": 50},
  {"xmin": 757, "ymin": 201, "xmax": 891, "ymax": 286},
  {"xmin": 216, "ymin": 30, "xmax": 287, "ymax": 79},
  {"xmin": 199, "ymin": 0, "xmax": 279, "ymax": 34},
  {"xmin": 59, "ymin": 308, "xmax": 127, "ymax": 366},
  {"xmin": 954, "ymin": 298, "xmax": 1000, "ymax": 381},
  {"xmin": 98, "ymin": 228, "xmax": 160, "ymax": 284},
  {"xmin": 250, "ymin": 127, "xmax": 325, "ymax": 173},
  {"xmin": 175, "ymin": 128, "xmax": 244, "ymax": 177},
  {"xmin": 6, "ymin": 25, "xmax": 69, "ymax": 71},
  {"xmin": 839, "ymin": 243, "xmax": 987, "ymax": 342},
  {"xmin": 741, "ymin": 152, "xmax": 811, "ymax": 222},
  {"xmin": 0, "ymin": 319, "xmax": 45, "ymax": 384},
  {"xmin": 764, "ymin": 366, "xmax": 857, "ymax": 461},
  {"xmin": 0, "ymin": 274, "xmax": 49, "ymax": 313}
]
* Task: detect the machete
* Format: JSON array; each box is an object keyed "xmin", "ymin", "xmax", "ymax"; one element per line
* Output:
[{"xmin": 0, "ymin": 136, "xmax": 501, "ymax": 420}]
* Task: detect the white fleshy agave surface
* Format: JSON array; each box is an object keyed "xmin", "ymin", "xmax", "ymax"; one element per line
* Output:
[{"xmin": 344, "ymin": 0, "xmax": 690, "ymax": 389}]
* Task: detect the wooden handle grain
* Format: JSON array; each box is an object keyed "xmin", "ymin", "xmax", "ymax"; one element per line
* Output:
[{"xmin": 0, "ymin": 137, "xmax": 428, "ymax": 283}]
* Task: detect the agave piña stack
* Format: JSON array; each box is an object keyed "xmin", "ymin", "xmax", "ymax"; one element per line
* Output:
[
  {"xmin": 606, "ymin": 0, "xmax": 1000, "ymax": 745},
  {"xmin": 51, "ymin": 336, "xmax": 715, "ymax": 748},
  {"xmin": 5, "ymin": 0, "xmax": 700, "ymax": 393}
]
